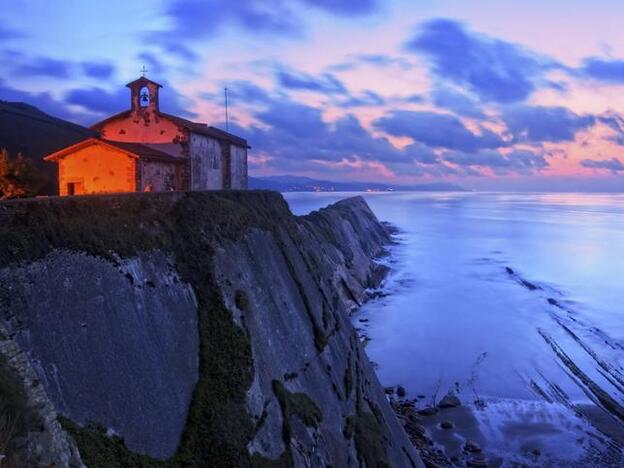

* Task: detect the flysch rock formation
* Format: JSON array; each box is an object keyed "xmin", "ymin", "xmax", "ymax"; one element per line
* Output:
[{"xmin": 0, "ymin": 191, "xmax": 421, "ymax": 467}]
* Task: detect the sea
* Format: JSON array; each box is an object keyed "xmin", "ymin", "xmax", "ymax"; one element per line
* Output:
[{"xmin": 285, "ymin": 191, "xmax": 624, "ymax": 466}]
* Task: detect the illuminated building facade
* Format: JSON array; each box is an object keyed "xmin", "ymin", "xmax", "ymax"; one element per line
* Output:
[{"xmin": 45, "ymin": 77, "xmax": 248, "ymax": 195}]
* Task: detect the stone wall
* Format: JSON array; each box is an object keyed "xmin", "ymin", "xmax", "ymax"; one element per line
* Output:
[
  {"xmin": 188, "ymin": 133, "xmax": 223, "ymax": 190},
  {"xmin": 140, "ymin": 159, "xmax": 180, "ymax": 191},
  {"xmin": 230, "ymin": 144, "xmax": 248, "ymax": 189}
]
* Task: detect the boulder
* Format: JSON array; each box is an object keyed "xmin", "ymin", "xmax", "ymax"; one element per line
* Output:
[
  {"xmin": 438, "ymin": 393, "xmax": 461, "ymax": 409},
  {"xmin": 464, "ymin": 440, "xmax": 482, "ymax": 453},
  {"xmin": 417, "ymin": 407, "xmax": 438, "ymax": 416}
]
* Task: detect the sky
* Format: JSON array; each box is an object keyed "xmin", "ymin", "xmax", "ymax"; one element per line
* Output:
[{"xmin": 2, "ymin": 0, "xmax": 624, "ymax": 191}]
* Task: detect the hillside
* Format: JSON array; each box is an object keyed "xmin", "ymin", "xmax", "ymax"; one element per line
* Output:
[{"xmin": 0, "ymin": 101, "xmax": 96, "ymax": 194}]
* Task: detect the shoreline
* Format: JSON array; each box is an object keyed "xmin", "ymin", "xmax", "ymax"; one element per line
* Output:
[{"xmin": 355, "ymin": 225, "xmax": 624, "ymax": 467}]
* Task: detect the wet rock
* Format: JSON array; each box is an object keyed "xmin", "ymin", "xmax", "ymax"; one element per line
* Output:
[
  {"xmin": 421, "ymin": 450, "xmax": 453, "ymax": 468},
  {"xmin": 520, "ymin": 279, "xmax": 539, "ymax": 291},
  {"xmin": 438, "ymin": 393, "xmax": 461, "ymax": 409},
  {"xmin": 406, "ymin": 411, "xmax": 421, "ymax": 424},
  {"xmin": 473, "ymin": 399, "xmax": 486, "ymax": 410},
  {"xmin": 392, "ymin": 398, "xmax": 416, "ymax": 412},
  {"xmin": 381, "ymin": 221, "xmax": 400, "ymax": 236},
  {"xmin": 467, "ymin": 458, "xmax": 488, "ymax": 467},
  {"xmin": 366, "ymin": 290, "xmax": 389, "ymax": 300},
  {"xmin": 505, "ymin": 266, "xmax": 540, "ymax": 290},
  {"xmin": 397, "ymin": 385, "xmax": 406, "ymax": 398},
  {"xmin": 440, "ymin": 421, "xmax": 453, "ymax": 430},
  {"xmin": 464, "ymin": 440, "xmax": 482, "ymax": 453},
  {"xmin": 404, "ymin": 419, "xmax": 426, "ymax": 437},
  {"xmin": 418, "ymin": 407, "xmax": 439, "ymax": 416},
  {"xmin": 547, "ymin": 297, "xmax": 563, "ymax": 308}
]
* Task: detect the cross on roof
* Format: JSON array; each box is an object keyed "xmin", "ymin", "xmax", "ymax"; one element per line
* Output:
[{"xmin": 140, "ymin": 65, "xmax": 148, "ymax": 77}]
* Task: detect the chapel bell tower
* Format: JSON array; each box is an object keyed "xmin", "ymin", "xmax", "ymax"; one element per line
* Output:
[{"xmin": 126, "ymin": 75, "xmax": 162, "ymax": 113}]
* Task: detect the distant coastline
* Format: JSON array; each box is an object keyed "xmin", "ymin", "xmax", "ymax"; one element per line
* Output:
[{"xmin": 250, "ymin": 175, "xmax": 467, "ymax": 192}]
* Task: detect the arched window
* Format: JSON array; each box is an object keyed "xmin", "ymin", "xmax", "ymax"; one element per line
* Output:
[{"xmin": 139, "ymin": 86, "xmax": 150, "ymax": 107}]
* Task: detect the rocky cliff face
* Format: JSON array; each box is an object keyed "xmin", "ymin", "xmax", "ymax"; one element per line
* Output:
[{"xmin": 0, "ymin": 192, "xmax": 421, "ymax": 467}]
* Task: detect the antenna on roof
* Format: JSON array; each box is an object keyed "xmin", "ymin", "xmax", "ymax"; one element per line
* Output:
[{"xmin": 224, "ymin": 87, "xmax": 229, "ymax": 132}]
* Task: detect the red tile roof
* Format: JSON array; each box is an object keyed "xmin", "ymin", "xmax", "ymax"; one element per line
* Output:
[
  {"xmin": 44, "ymin": 137, "xmax": 183, "ymax": 163},
  {"xmin": 160, "ymin": 113, "xmax": 249, "ymax": 148},
  {"xmin": 91, "ymin": 111, "xmax": 249, "ymax": 148},
  {"xmin": 103, "ymin": 140, "xmax": 183, "ymax": 162}
]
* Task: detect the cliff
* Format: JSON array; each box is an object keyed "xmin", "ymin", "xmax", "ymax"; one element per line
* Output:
[{"xmin": 0, "ymin": 191, "xmax": 421, "ymax": 467}]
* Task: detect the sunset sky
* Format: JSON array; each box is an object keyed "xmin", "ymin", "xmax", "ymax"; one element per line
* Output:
[{"xmin": 2, "ymin": 0, "xmax": 624, "ymax": 190}]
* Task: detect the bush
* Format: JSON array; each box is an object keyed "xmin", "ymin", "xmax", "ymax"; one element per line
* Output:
[{"xmin": 0, "ymin": 148, "xmax": 45, "ymax": 199}]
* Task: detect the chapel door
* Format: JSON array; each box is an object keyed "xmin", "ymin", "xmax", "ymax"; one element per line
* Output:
[{"xmin": 67, "ymin": 181, "xmax": 84, "ymax": 195}]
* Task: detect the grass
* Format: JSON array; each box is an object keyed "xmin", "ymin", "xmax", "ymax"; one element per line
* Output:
[
  {"xmin": 59, "ymin": 419, "xmax": 165, "ymax": 468},
  {"xmin": 271, "ymin": 379, "xmax": 323, "ymax": 460},
  {"xmin": 352, "ymin": 412, "xmax": 390, "ymax": 468},
  {"xmin": 350, "ymin": 358, "xmax": 390, "ymax": 468},
  {"xmin": 343, "ymin": 406, "xmax": 390, "ymax": 467}
]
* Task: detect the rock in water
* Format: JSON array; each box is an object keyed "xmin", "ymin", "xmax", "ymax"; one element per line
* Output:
[
  {"xmin": 418, "ymin": 407, "xmax": 439, "ymax": 416},
  {"xmin": 438, "ymin": 393, "xmax": 461, "ymax": 409},
  {"xmin": 464, "ymin": 440, "xmax": 482, "ymax": 453}
]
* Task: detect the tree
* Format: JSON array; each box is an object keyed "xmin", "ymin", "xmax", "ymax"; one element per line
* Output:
[
  {"xmin": 0, "ymin": 148, "xmax": 45, "ymax": 199},
  {"xmin": 0, "ymin": 149, "xmax": 8, "ymax": 180}
]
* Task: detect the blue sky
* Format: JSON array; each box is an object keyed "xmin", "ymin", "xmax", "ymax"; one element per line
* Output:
[{"xmin": 2, "ymin": 0, "xmax": 624, "ymax": 190}]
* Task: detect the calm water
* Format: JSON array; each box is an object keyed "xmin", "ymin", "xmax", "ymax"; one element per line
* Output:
[{"xmin": 285, "ymin": 192, "xmax": 624, "ymax": 465}]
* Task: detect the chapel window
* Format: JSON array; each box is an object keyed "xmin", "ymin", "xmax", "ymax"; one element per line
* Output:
[{"xmin": 139, "ymin": 86, "xmax": 150, "ymax": 107}]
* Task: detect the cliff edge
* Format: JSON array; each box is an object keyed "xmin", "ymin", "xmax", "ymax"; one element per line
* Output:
[{"xmin": 0, "ymin": 191, "xmax": 421, "ymax": 467}]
